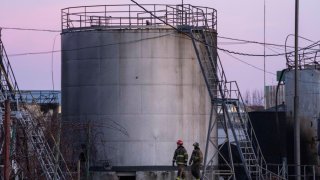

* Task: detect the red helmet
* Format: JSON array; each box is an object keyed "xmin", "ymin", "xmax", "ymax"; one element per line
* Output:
[{"xmin": 177, "ymin": 139, "xmax": 183, "ymax": 145}]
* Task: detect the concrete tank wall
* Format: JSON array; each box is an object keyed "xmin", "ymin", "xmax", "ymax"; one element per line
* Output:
[
  {"xmin": 61, "ymin": 29, "xmax": 214, "ymax": 167},
  {"xmin": 285, "ymin": 69, "xmax": 320, "ymax": 166}
]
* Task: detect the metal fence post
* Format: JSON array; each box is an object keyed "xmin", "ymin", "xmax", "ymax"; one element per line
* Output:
[{"xmin": 313, "ymin": 165, "xmax": 315, "ymax": 180}]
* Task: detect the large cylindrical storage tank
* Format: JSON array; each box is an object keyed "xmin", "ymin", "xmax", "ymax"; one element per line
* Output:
[{"xmin": 61, "ymin": 4, "xmax": 217, "ymax": 171}]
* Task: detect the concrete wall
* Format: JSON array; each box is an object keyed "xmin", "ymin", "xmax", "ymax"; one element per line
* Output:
[
  {"xmin": 285, "ymin": 69, "xmax": 320, "ymax": 166},
  {"xmin": 61, "ymin": 29, "xmax": 215, "ymax": 167},
  {"xmin": 91, "ymin": 171, "xmax": 196, "ymax": 180}
]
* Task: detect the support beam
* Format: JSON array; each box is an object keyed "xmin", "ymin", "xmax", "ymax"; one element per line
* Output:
[{"xmin": 3, "ymin": 99, "xmax": 11, "ymax": 180}]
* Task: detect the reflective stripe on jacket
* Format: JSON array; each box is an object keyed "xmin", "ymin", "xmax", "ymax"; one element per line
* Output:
[
  {"xmin": 173, "ymin": 146, "xmax": 188, "ymax": 165},
  {"xmin": 189, "ymin": 148, "xmax": 203, "ymax": 165}
]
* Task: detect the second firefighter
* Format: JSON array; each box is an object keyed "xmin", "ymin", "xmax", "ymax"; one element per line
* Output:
[{"xmin": 189, "ymin": 142, "xmax": 203, "ymax": 180}]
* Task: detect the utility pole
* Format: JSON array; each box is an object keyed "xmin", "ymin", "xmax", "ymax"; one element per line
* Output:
[
  {"xmin": 263, "ymin": 0, "xmax": 266, "ymax": 109},
  {"xmin": 294, "ymin": 0, "xmax": 300, "ymax": 179},
  {"xmin": 3, "ymin": 100, "xmax": 11, "ymax": 180}
]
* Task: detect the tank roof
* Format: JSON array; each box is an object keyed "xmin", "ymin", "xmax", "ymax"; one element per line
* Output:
[{"xmin": 61, "ymin": 4, "xmax": 217, "ymax": 33}]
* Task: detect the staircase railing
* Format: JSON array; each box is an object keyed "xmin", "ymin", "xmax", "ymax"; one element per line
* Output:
[
  {"xmin": 0, "ymin": 30, "xmax": 72, "ymax": 180},
  {"xmin": 189, "ymin": 7, "xmax": 285, "ymax": 179},
  {"xmin": 0, "ymin": 34, "xmax": 21, "ymax": 103}
]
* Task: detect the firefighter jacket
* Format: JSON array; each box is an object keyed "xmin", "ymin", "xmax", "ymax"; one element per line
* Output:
[
  {"xmin": 173, "ymin": 146, "xmax": 188, "ymax": 165},
  {"xmin": 189, "ymin": 148, "xmax": 203, "ymax": 165}
]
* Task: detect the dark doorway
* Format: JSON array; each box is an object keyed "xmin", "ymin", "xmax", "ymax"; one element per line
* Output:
[{"xmin": 118, "ymin": 176, "xmax": 135, "ymax": 180}]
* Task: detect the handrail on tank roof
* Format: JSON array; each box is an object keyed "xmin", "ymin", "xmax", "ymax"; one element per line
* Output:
[{"xmin": 61, "ymin": 4, "xmax": 217, "ymax": 33}]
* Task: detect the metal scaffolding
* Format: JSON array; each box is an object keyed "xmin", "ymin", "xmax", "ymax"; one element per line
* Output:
[{"xmin": 0, "ymin": 28, "xmax": 72, "ymax": 179}]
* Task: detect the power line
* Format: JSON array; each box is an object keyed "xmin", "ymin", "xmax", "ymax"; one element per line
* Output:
[
  {"xmin": 7, "ymin": 31, "xmax": 287, "ymax": 58},
  {"xmin": 171, "ymin": 32, "xmax": 291, "ymax": 57},
  {"xmin": 221, "ymin": 50, "xmax": 276, "ymax": 76},
  {"xmin": 265, "ymin": 46, "xmax": 281, "ymax": 54},
  {"xmin": 0, "ymin": 26, "xmax": 304, "ymax": 49},
  {"xmin": 51, "ymin": 34, "xmax": 60, "ymax": 91},
  {"xmin": 4, "ymin": 26, "xmax": 320, "ymax": 86},
  {"xmin": 222, "ymin": 50, "xmax": 320, "ymax": 85},
  {"xmin": 218, "ymin": 41, "xmax": 251, "ymax": 45},
  {"xmin": 217, "ymin": 47, "xmax": 287, "ymax": 57},
  {"xmin": 218, "ymin": 36, "xmax": 289, "ymax": 49},
  {"xmin": 5, "ymin": 31, "xmax": 320, "ymax": 58},
  {"xmin": 218, "ymin": 35, "xmax": 320, "ymax": 51},
  {"xmin": 6, "ymin": 41, "xmax": 291, "ymax": 58},
  {"xmin": 8, "ymin": 50, "xmax": 60, "ymax": 57},
  {"xmin": 4, "ymin": 25, "xmax": 286, "ymax": 47},
  {"xmin": 3, "ymin": 25, "xmax": 320, "ymax": 58},
  {"xmin": 7, "ymin": 33, "xmax": 174, "ymax": 57},
  {"xmin": 128, "ymin": 1, "xmax": 294, "ymax": 58},
  {"xmin": 1, "ymin": 27, "xmax": 60, "ymax": 33}
]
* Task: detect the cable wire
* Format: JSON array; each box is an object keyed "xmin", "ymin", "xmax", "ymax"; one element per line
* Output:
[
  {"xmin": 8, "ymin": 32, "xmax": 174, "ymax": 57},
  {"xmin": 1, "ymin": 27, "xmax": 60, "ymax": 33},
  {"xmin": 51, "ymin": 34, "xmax": 60, "ymax": 91},
  {"xmin": 3, "ymin": 25, "xmax": 320, "ymax": 58},
  {"xmin": 221, "ymin": 50, "xmax": 276, "ymax": 76}
]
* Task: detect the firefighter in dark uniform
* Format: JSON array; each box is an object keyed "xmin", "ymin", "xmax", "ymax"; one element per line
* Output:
[
  {"xmin": 172, "ymin": 139, "xmax": 188, "ymax": 180},
  {"xmin": 189, "ymin": 142, "xmax": 203, "ymax": 180}
]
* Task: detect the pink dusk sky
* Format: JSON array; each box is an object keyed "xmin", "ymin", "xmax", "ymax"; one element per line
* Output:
[{"xmin": 0, "ymin": 0, "xmax": 319, "ymax": 93}]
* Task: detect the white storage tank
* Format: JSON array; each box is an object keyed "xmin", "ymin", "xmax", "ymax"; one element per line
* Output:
[{"xmin": 61, "ymin": 4, "xmax": 217, "ymax": 169}]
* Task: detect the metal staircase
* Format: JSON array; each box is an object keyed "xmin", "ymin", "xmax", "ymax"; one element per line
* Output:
[
  {"xmin": 14, "ymin": 109, "xmax": 69, "ymax": 180},
  {"xmin": 189, "ymin": 26, "xmax": 284, "ymax": 179},
  {"xmin": 0, "ymin": 29, "xmax": 72, "ymax": 179}
]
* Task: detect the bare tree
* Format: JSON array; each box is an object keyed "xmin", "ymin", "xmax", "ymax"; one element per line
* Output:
[
  {"xmin": 244, "ymin": 91, "xmax": 251, "ymax": 105},
  {"xmin": 244, "ymin": 89, "xmax": 264, "ymax": 106}
]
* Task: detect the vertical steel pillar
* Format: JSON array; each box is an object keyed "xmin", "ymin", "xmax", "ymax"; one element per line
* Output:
[
  {"xmin": 54, "ymin": 105, "xmax": 60, "ymax": 180},
  {"xmin": 3, "ymin": 100, "xmax": 11, "ymax": 180},
  {"xmin": 182, "ymin": 0, "xmax": 184, "ymax": 25},
  {"xmin": 294, "ymin": 0, "xmax": 300, "ymax": 179},
  {"xmin": 263, "ymin": 0, "xmax": 266, "ymax": 109},
  {"xmin": 0, "ymin": 28, "xmax": 2, "ymax": 63}
]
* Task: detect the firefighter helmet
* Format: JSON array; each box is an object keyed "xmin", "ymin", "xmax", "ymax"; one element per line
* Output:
[{"xmin": 193, "ymin": 142, "xmax": 199, "ymax": 147}]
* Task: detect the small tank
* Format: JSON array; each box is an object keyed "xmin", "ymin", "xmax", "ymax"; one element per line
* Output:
[{"xmin": 285, "ymin": 68, "xmax": 320, "ymax": 175}]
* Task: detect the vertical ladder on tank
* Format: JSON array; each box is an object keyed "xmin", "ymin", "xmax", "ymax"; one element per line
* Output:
[
  {"xmin": 0, "ymin": 29, "xmax": 72, "ymax": 180},
  {"xmin": 189, "ymin": 28, "xmax": 285, "ymax": 180}
]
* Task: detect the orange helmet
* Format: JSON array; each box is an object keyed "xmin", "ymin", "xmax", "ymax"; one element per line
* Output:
[{"xmin": 177, "ymin": 139, "xmax": 183, "ymax": 145}]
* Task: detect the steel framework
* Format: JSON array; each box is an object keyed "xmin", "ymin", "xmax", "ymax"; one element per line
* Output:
[
  {"xmin": 120, "ymin": 3, "xmax": 285, "ymax": 179},
  {"xmin": 0, "ymin": 28, "xmax": 72, "ymax": 179}
]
